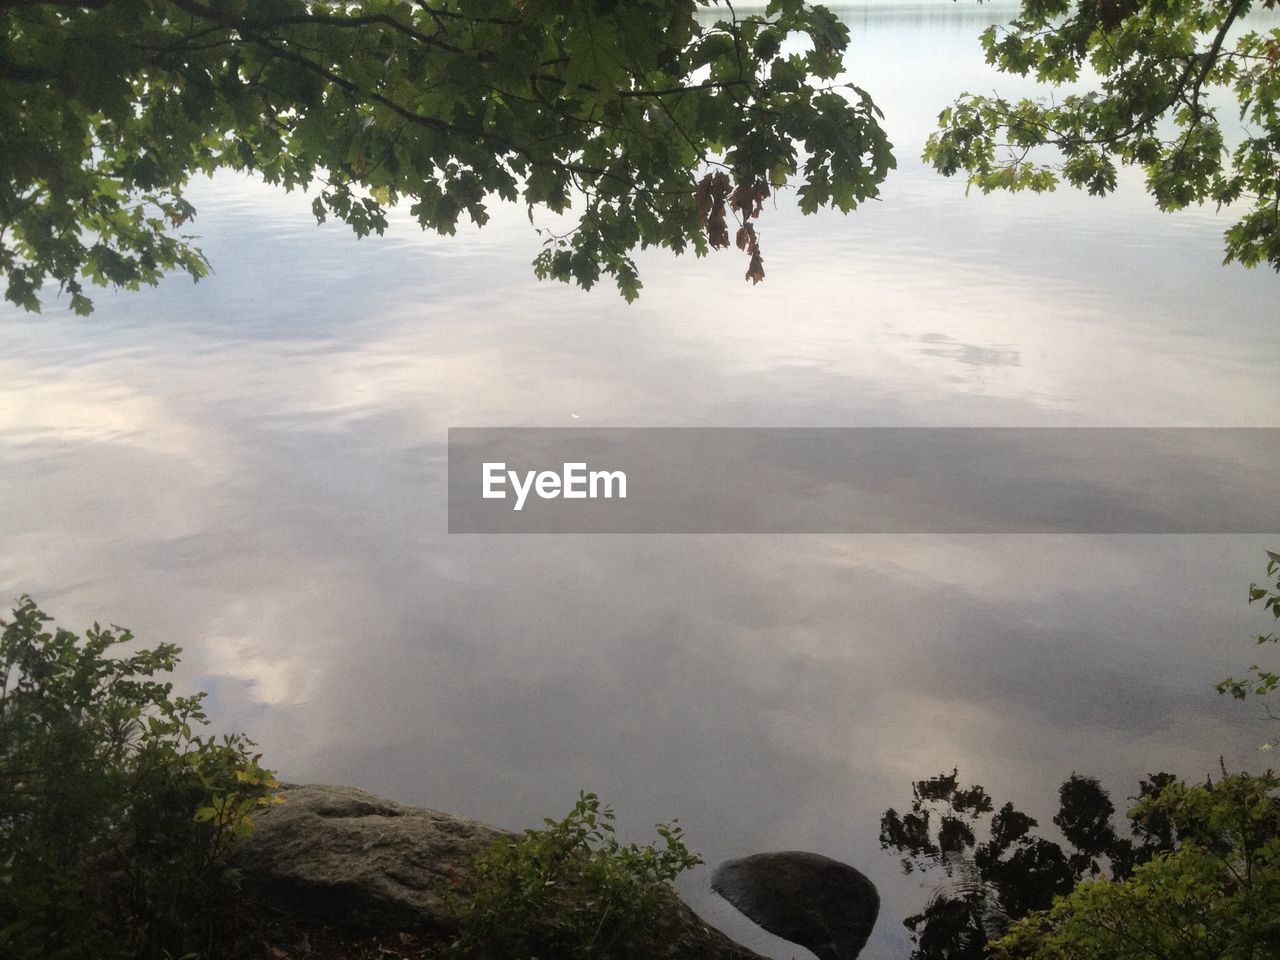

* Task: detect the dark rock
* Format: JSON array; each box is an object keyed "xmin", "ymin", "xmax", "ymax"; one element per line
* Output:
[
  {"xmin": 712, "ymin": 851, "xmax": 880, "ymax": 960},
  {"xmin": 236, "ymin": 783, "xmax": 765, "ymax": 960}
]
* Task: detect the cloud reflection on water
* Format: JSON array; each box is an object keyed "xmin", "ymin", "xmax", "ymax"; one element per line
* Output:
[{"xmin": 2, "ymin": 3, "xmax": 1280, "ymax": 957}]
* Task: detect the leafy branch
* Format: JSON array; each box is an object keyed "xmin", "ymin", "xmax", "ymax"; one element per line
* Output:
[{"xmin": 0, "ymin": 0, "xmax": 894, "ymax": 310}]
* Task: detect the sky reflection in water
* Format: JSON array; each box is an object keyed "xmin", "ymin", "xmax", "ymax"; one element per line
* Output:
[{"xmin": 2, "ymin": 3, "xmax": 1280, "ymax": 957}]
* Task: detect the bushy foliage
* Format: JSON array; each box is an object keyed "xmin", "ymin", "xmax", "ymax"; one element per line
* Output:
[
  {"xmin": 925, "ymin": 0, "xmax": 1280, "ymax": 271},
  {"xmin": 447, "ymin": 791, "xmax": 703, "ymax": 960},
  {"xmin": 991, "ymin": 770, "xmax": 1280, "ymax": 960},
  {"xmin": 880, "ymin": 768, "xmax": 1177, "ymax": 960},
  {"xmin": 0, "ymin": 597, "xmax": 279, "ymax": 960}
]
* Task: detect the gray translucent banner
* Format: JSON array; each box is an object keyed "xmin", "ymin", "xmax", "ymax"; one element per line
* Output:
[{"xmin": 447, "ymin": 428, "xmax": 1280, "ymax": 534}]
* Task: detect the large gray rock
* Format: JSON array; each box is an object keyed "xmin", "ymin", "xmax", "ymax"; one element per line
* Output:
[
  {"xmin": 712, "ymin": 851, "xmax": 880, "ymax": 960},
  {"xmin": 236, "ymin": 783, "xmax": 764, "ymax": 960},
  {"xmin": 235, "ymin": 783, "xmax": 503, "ymax": 933}
]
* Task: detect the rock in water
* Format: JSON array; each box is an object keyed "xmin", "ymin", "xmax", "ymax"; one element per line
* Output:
[{"xmin": 711, "ymin": 851, "xmax": 879, "ymax": 960}]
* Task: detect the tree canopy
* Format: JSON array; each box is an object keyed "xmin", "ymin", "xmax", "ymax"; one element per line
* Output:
[
  {"xmin": 926, "ymin": 0, "xmax": 1280, "ymax": 271},
  {"xmin": 7, "ymin": 1, "xmax": 1278, "ymax": 315},
  {"xmin": 0, "ymin": 0, "xmax": 894, "ymax": 312}
]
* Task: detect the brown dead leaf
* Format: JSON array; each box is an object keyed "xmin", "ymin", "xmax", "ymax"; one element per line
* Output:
[
  {"xmin": 707, "ymin": 208, "xmax": 730, "ymax": 249},
  {"xmin": 730, "ymin": 180, "xmax": 770, "ymax": 220},
  {"xmin": 694, "ymin": 174, "xmax": 714, "ymax": 227}
]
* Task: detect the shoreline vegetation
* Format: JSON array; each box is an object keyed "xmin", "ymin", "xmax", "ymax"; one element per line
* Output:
[
  {"xmin": 0, "ymin": 594, "xmax": 753, "ymax": 959},
  {"xmin": 2, "ymin": 553, "xmax": 1278, "ymax": 959}
]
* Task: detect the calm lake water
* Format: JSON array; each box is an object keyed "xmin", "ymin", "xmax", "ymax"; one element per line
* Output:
[{"xmin": 3, "ymin": 3, "xmax": 1279, "ymax": 957}]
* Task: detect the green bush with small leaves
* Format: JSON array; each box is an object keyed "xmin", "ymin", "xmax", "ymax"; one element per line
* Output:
[
  {"xmin": 1217, "ymin": 550, "xmax": 1280, "ymax": 749},
  {"xmin": 447, "ymin": 791, "xmax": 703, "ymax": 960},
  {"xmin": 0, "ymin": 597, "xmax": 280, "ymax": 960},
  {"xmin": 990, "ymin": 770, "xmax": 1280, "ymax": 960}
]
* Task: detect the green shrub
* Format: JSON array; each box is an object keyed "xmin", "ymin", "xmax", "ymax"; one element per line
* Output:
[
  {"xmin": 447, "ymin": 791, "xmax": 703, "ymax": 960},
  {"xmin": 0, "ymin": 597, "xmax": 279, "ymax": 959},
  {"xmin": 991, "ymin": 770, "xmax": 1280, "ymax": 960}
]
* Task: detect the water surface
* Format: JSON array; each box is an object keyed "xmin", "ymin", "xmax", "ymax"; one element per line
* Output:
[{"xmin": 2, "ymin": 3, "xmax": 1278, "ymax": 957}]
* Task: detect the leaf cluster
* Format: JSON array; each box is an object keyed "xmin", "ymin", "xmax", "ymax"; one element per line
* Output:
[
  {"xmin": 446, "ymin": 791, "xmax": 703, "ymax": 960},
  {"xmin": 924, "ymin": 0, "xmax": 1280, "ymax": 270},
  {"xmin": 1217, "ymin": 550, "xmax": 1280, "ymax": 747},
  {"xmin": 1, "ymin": 0, "xmax": 895, "ymax": 310}
]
